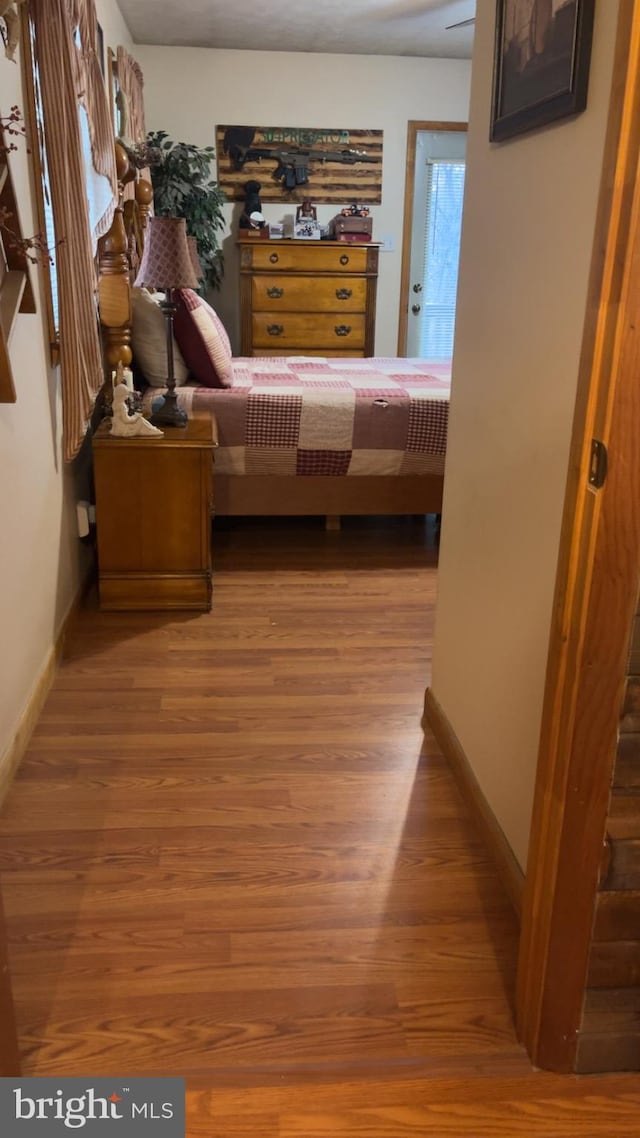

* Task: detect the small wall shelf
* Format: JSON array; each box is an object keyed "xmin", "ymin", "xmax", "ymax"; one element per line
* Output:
[{"xmin": 0, "ymin": 130, "xmax": 36, "ymax": 404}]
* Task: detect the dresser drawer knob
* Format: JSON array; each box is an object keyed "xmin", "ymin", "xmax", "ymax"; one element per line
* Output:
[
  {"xmin": 339, "ymin": 254, "xmax": 349, "ymax": 265},
  {"xmin": 336, "ymin": 288, "xmax": 352, "ymax": 301},
  {"xmin": 267, "ymin": 286, "xmax": 284, "ymax": 298},
  {"xmin": 267, "ymin": 324, "xmax": 284, "ymax": 336},
  {"xmin": 334, "ymin": 324, "xmax": 352, "ymax": 337},
  {"xmin": 269, "ymin": 252, "xmax": 279, "ymax": 264}
]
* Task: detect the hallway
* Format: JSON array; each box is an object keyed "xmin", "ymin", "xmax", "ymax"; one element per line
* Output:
[{"xmin": 0, "ymin": 516, "xmax": 636, "ymax": 1134}]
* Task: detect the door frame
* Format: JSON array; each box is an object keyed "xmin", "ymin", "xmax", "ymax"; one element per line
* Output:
[
  {"xmin": 397, "ymin": 120, "xmax": 467, "ymax": 356},
  {"xmin": 516, "ymin": 0, "xmax": 640, "ymax": 1072},
  {"xmin": 0, "ymin": 884, "xmax": 20, "ymax": 1075}
]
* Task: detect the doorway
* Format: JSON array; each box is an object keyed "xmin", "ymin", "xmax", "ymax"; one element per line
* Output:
[{"xmin": 398, "ymin": 121, "xmax": 467, "ymax": 358}]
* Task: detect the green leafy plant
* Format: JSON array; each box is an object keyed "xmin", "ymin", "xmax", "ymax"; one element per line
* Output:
[{"xmin": 146, "ymin": 130, "xmax": 226, "ymax": 290}]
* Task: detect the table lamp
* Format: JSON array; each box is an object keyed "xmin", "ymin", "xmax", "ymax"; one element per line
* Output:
[
  {"xmin": 134, "ymin": 216, "xmax": 198, "ymax": 427},
  {"xmin": 187, "ymin": 236, "xmax": 203, "ymax": 288}
]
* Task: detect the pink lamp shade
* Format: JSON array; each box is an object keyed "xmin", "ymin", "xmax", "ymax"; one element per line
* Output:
[
  {"xmin": 134, "ymin": 216, "xmax": 198, "ymax": 291},
  {"xmin": 187, "ymin": 236, "xmax": 203, "ymax": 283}
]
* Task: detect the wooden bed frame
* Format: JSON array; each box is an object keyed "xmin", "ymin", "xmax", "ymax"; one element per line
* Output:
[
  {"xmin": 214, "ymin": 474, "xmax": 443, "ymax": 516},
  {"xmin": 97, "ymin": 149, "xmax": 445, "ymax": 517}
]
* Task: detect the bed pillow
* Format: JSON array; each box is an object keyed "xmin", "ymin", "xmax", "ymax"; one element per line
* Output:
[
  {"xmin": 173, "ymin": 289, "xmax": 233, "ymax": 389},
  {"xmin": 131, "ymin": 288, "xmax": 189, "ymax": 388}
]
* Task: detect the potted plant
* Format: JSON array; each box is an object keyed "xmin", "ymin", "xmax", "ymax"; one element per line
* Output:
[{"xmin": 146, "ymin": 130, "xmax": 226, "ymax": 291}]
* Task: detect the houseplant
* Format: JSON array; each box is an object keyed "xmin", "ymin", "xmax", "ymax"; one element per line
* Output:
[{"xmin": 146, "ymin": 130, "xmax": 226, "ymax": 290}]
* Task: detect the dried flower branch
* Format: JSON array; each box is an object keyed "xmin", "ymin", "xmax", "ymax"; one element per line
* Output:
[
  {"xmin": 120, "ymin": 139, "xmax": 161, "ymax": 170},
  {"xmin": 0, "ymin": 205, "xmax": 63, "ymax": 266},
  {"xmin": 0, "ymin": 105, "xmax": 27, "ymax": 152}
]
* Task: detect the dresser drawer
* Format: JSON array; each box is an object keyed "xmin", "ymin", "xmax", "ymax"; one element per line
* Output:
[
  {"xmin": 252, "ymin": 312, "xmax": 365, "ymax": 350},
  {"xmin": 248, "ymin": 244, "xmax": 369, "ymax": 274},
  {"xmin": 239, "ymin": 239, "xmax": 377, "ymax": 356},
  {"xmin": 251, "ymin": 275, "xmax": 366, "ymax": 312}
]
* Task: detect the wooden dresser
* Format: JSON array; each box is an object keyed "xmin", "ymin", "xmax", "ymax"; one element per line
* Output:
[
  {"xmin": 238, "ymin": 239, "xmax": 379, "ymax": 356},
  {"xmin": 93, "ymin": 416, "xmax": 215, "ymax": 611}
]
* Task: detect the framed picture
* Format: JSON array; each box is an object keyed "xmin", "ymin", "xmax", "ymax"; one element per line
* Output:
[{"xmin": 490, "ymin": 0, "xmax": 596, "ymax": 142}]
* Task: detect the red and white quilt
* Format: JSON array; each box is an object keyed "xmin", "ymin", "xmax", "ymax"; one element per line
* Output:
[{"xmin": 145, "ymin": 357, "xmax": 451, "ymax": 478}]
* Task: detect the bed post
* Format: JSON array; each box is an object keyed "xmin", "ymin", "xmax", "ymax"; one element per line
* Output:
[
  {"xmin": 135, "ymin": 176, "xmax": 153, "ymax": 232},
  {"xmin": 97, "ymin": 142, "xmax": 136, "ymax": 389}
]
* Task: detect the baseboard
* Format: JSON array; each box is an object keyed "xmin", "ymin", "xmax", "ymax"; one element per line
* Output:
[
  {"xmin": 423, "ymin": 687, "xmax": 525, "ymax": 919},
  {"xmin": 0, "ymin": 570, "xmax": 92, "ymax": 809}
]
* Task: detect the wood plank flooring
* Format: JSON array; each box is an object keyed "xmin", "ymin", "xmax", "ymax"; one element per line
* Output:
[{"xmin": 0, "ymin": 516, "xmax": 637, "ymax": 1134}]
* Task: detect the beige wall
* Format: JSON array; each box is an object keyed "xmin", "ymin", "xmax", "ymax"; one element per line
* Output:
[
  {"xmin": 431, "ymin": 2, "xmax": 621, "ymax": 868},
  {"xmin": 0, "ymin": 0, "xmax": 132, "ymax": 780},
  {"xmin": 135, "ymin": 46, "xmax": 471, "ymax": 355},
  {"xmin": 96, "ymin": 0, "xmax": 133, "ymax": 54}
]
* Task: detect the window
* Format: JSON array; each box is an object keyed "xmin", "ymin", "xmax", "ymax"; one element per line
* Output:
[
  {"xmin": 419, "ymin": 159, "xmax": 466, "ymax": 359},
  {"xmin": 23, "ymin": 10, "xmax": 59, "ymax": 361},
  {"xmin": 24, "ymin": 3, "xmax": 119, "ymax": 459},
  {"xmin": 73, "ymin": 26, "xmax": 113, "ymax": 252},
  {"xmin": 22, "ymin": 13, "xmax": 114, "ymax": 364}
]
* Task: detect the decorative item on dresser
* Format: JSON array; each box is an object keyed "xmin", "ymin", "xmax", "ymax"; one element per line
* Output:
[
  {"xmin": 330, "ymin": 205, "xmax": 373, "ymax": 243},
  {"xmin": 238, "ymin": 238, "xmax": 379, "ymax": 357},
  {"xmin": 239, "ymin": 179, "xmax": 268, "ymax": 236},
  {"xmin": 92, "ymin": 416, "xmax": 216, "ymax": 611}
]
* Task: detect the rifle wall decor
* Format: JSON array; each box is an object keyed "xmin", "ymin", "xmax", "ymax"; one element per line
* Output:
[{"xmin": 216, "ymin": 125, "xmax": 383, "ymax": 205}]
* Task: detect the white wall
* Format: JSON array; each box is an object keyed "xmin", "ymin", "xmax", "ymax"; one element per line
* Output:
[
  {"xmin": 135, "ymin": 46, "xmax": 471, "ymax": 354},
  {"xmin": 431, "ymin": 1, "xmax": 621, "ymax": 868},
  {"xmin": 0, "ymin": 0, "xmax": 132, "ymax": 779}
]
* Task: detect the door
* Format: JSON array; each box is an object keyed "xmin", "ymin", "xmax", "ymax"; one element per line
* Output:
[
  {"xmin": 516, "ymin": 0, "xmax": 640, "ymax": 1072},
  {"xmin": 398, "ymin": 122, "xmax": 467, "ymax": 358}
]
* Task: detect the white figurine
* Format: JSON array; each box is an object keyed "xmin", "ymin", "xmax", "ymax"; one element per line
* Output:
[{"xmin": 110, "ymin": 383, "xmax": 163, "ymax": 438}]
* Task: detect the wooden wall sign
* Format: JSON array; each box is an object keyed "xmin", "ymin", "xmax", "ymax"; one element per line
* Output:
[{"xmin": 215, "ymin": 125, "xmax": 383, "ymax": 205}]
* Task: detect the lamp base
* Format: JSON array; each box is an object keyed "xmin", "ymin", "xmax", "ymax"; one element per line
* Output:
[{"xmin": 149, "ymin": 389, "xmax": 188, "ymax": 428}]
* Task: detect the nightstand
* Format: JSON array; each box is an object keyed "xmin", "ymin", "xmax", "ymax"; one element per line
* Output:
[{"xmin": 92, "ymin": 415, "xmax": 216, "ymax": 611}]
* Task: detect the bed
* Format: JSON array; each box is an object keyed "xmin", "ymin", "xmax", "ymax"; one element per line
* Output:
[
  {"xmin": 140, "ymin": 355, "xmax": 449, "ymax": 516},
  {"xmin": 98, "ymin": 147, "xmax": 450, "ymax": 518}
]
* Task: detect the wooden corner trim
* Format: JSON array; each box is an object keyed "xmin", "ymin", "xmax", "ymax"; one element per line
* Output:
[{"xmin": 423, "ymin": 687, "xmax": 524, "ymax": 918}]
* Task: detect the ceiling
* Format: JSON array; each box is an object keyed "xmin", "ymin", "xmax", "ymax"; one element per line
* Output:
[{"xmin": 116, "ymin": 0, "xmax": 475, "ymax": 60}]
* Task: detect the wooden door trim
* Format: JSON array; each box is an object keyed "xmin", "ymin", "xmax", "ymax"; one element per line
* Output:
[
  {"xmin": 397, "ymin": 120, "xmax": 467, "ymax": 357},
  {"xmin": 516, "ymin": 0, "xmax": 640, "ymax": 1073},
  {"xmin": 0, "ymin": 885, "xmax": 20, "ymax": 1075}
]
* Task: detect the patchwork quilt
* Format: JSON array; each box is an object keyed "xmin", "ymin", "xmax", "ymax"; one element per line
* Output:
[{"xmin": 143, "ymin": 357, "xmax": 451, "ymax": 478}]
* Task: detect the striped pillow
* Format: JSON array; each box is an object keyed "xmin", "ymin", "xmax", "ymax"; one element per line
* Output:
[
  {"xmin": 131, "ymin": 288, "xmax": 189, "ymax": 387},
  {"xmin": 173, "ymin": 290, "xmax": 233, "ymax": 388}
]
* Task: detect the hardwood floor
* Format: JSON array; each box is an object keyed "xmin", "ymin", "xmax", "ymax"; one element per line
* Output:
[{"xmin": 0, "ymin": 516, "xmax": 637, "ymax": 1134}]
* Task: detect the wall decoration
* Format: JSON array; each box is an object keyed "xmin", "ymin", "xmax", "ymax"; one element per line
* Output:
[
  {"xmin": 490, "ymin": 0, "xmax": 595, "ymax": 142},
  {"xmin": 216, "ymin": 125, "xmax": 383, "ymax": 205}
]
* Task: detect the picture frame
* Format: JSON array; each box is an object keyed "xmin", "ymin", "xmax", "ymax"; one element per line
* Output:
[{"xmin": 490, "ymin": 0, "xmax": 596, "ymax": 143}]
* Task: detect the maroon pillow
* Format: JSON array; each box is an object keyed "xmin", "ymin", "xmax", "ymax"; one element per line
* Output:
[{"xmin": 173, "ymin": 289, "xmax": 233, "ymax": 388}]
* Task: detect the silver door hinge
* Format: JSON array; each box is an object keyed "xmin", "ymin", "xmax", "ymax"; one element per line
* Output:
[{"xmin": 589, "ymin": 439, "xmax": 607, "ymax": 488}]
